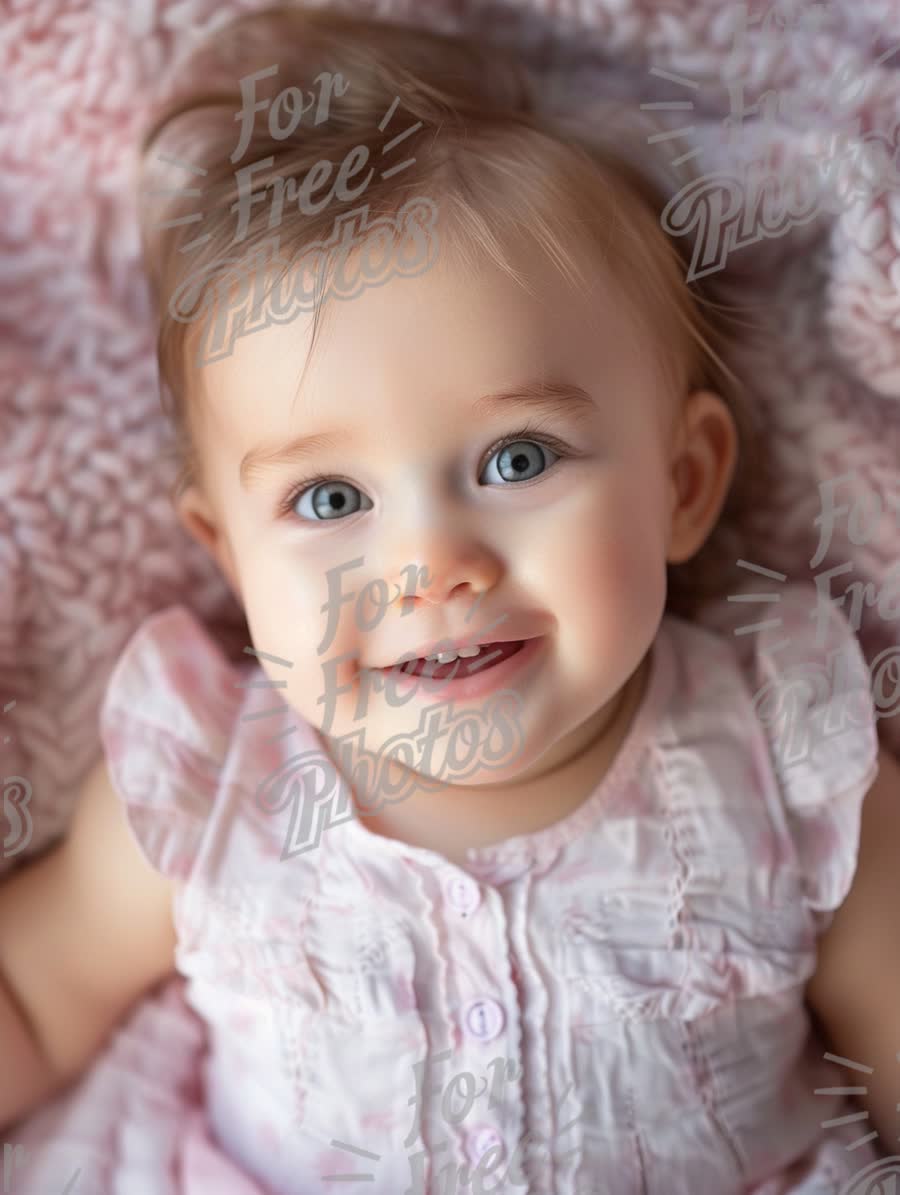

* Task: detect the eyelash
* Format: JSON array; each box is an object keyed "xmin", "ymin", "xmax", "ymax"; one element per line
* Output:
[{"xmin": 274, "ymin": 422, "xmax": 575, "ymax": 520}]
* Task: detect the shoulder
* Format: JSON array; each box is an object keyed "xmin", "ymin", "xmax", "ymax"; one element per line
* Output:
[
  {"xmin": 99, "ymin": 604, "xmax": 332, "ymax": 888},
  {"xmin": 805, "ymin": 744, "xmax": 900, "ymax": 1061},
  {"xmin": 677, "ymin": 582, "xmax": 881, "ymax": 927},
  {"xmin": 734, "ymin": 582, "xmax": 878, "ymax": 809},
  {"xmin": 98, "ymin": 605, "xmax": 254, "ymax": 881},
  {"xmin": 101, "ymin": 605, "xmax": 246, "ymax": 760},
  {"xmin": 667, "ymin": 581, "xmax": 880, "ymax": 801}
]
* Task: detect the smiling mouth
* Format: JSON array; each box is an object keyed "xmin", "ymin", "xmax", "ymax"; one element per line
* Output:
[{"xmin": 378, "ymin": 640, "xmax": 526, "ymax": 680}]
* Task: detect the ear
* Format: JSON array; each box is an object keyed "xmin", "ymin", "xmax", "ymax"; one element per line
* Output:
[
  {"xmin": 666, "ymin": 389, "xmax": 738, "ymax": 565},
  {"xmin": 175, "ymin": 482, "xmax": 243, "ymax": 603}
]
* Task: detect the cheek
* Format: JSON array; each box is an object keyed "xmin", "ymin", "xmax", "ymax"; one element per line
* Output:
[
  {"xmin": 555, "ymin": 463, "xmax": 668, "ymax": 576},
  {"xmin": 242, "ymin": 561, "xmax": 337, "ymax": 700},
  {"xmin": 567, "ymin": 531, "xmax": 666, "ymax": 633},
  {"xmin": 248, "ymin": 554, "xmax": 393, "ymax": 736},
  {"xmin": 546, "ymin": 472, "xmax": 669, "ymax": 652}
]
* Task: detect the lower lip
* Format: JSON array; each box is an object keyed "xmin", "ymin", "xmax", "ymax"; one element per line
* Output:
[{"xmin": 371, "ymin": 636, "xmax": 546, "ymax": 703}]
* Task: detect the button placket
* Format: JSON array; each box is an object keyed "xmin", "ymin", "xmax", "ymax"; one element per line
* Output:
[{"xmin": 436, "ymin": 868, "xmax": 529, "ymax": 1187}]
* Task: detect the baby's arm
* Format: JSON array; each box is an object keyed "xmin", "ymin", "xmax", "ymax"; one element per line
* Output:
[
  {"xmin": 0, "ymin": 755, "xmax": 178, "ymax": 1130},
  {"xmin": 805, "ymin": 745, "xmax": 900, "ymax": 1150}
]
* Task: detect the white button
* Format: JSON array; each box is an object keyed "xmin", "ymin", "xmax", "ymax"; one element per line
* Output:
[
  {"xmin": 466, "ymin": 1124, "xmax": 506, "ymax": 1168},
  {"xmin": 444, "ymin": 875, "xmax": 481, "ymax": 916},
  {"xmin": 462, "ymin": 997, "xmax": 505, "ymax": 1042}
]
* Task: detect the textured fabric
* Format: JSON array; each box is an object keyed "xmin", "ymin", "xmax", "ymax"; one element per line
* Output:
[
  {"xmin": 3, "ymin": 0, "xmax": 900, "ymax": 882},
  {"xmin": 12, "ymin": 583, "xmax": 883, "ymax": 1194}
]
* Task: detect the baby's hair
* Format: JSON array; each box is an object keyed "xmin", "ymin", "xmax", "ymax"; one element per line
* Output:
[{"xmin": 138, "ymin": 4, "xmax": 770, "ymax": 620}]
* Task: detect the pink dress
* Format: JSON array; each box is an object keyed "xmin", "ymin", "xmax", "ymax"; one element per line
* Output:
[{"xmin": 9, "ymin": 583, "xmax": 888, "ymax": 1195}]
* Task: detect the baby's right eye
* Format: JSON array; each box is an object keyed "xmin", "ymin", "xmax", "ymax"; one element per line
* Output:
[{"xmin": 290, "ymin": 479, "xmax": 374, "ymax": 522}]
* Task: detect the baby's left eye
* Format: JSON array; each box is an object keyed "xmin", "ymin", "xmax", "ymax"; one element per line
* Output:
[{"xmin": 480, "ymin": 439, "xmax": 559, "ymax": 485}]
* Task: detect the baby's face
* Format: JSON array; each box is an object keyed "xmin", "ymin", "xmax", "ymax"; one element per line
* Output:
[{"xmin": 182, "ymin": 232, "xmax": 718, "ymax": 787}]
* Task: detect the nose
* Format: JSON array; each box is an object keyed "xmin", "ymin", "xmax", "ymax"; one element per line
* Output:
[{"xmin": 383, "ymin": 530, "xmax": 503, "ymax": 610}]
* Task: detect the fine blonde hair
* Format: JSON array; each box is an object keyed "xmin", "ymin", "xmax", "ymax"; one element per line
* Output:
[{"xmin": 137, "ymin": 4, "xmax": 770, "ymax": 620}]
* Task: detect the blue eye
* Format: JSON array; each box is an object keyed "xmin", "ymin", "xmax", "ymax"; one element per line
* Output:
[
  {"xmin": 277, "ymin": 429, "xmax": 572, "ymax": 521},
  {"xmin": 480, "ymin": 438, "xmax": 559, "ymax": 485},
  {"xmin": 292, "ymin": 480, "xmax": 373, "ymax": 521}
]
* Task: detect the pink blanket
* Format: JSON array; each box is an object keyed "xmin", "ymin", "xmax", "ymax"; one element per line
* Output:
[{"xmin": 3, "ymin": 0, "xmax": 900, "ymax": 1189}]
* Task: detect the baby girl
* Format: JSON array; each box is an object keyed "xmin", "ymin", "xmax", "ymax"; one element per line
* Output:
[{"xmin": 2, "ymin": 6, "xmax": 900, "ymax": 1193}]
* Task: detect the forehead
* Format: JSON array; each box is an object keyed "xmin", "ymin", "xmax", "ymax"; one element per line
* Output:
[{"xmin": 194, "ymin": 234, "xmax": 658, "ymax": 456}]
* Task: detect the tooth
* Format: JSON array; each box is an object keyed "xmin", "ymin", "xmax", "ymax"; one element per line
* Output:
[
  {"xmin": 456, "ymin": 646, "xmax": 481, "ymax": 658},
  {"xmin": 435, "ymin": 650, "xmax": 459, "ymax": 664}
]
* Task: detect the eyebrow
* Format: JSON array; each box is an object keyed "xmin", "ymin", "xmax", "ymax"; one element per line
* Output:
[{"xmin": 239, "ymin": 379, "xmax": 596, "ymax": 489}]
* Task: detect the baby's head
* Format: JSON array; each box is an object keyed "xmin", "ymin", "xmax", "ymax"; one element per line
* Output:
[{"xmin": 138, "ymin": 6, "xmax": 760, "ymax": 789}]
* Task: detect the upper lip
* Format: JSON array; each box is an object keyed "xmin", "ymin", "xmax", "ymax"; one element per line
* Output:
[{"xmin": 368, "ymin": 621, "xmax": 545, "ymax": 670}]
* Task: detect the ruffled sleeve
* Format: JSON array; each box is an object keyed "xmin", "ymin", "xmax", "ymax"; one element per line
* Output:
[
  {"xmin": 747, "ymin": 583, "xmax": 880, "ymax": 930},
  {"xmin": 98, "ymin": 605, "xmax": 245, "ymax": 882}
]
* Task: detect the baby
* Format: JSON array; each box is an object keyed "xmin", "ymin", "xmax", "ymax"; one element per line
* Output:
[{"xmin": 2, "ymin": 6, "xmax": 900, "ymax": 1194}]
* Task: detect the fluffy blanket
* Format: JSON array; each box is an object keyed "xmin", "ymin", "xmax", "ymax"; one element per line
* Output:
[{"xmin": 2, "ymin": 0, "xmax": 900, "ymax": 1189}]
